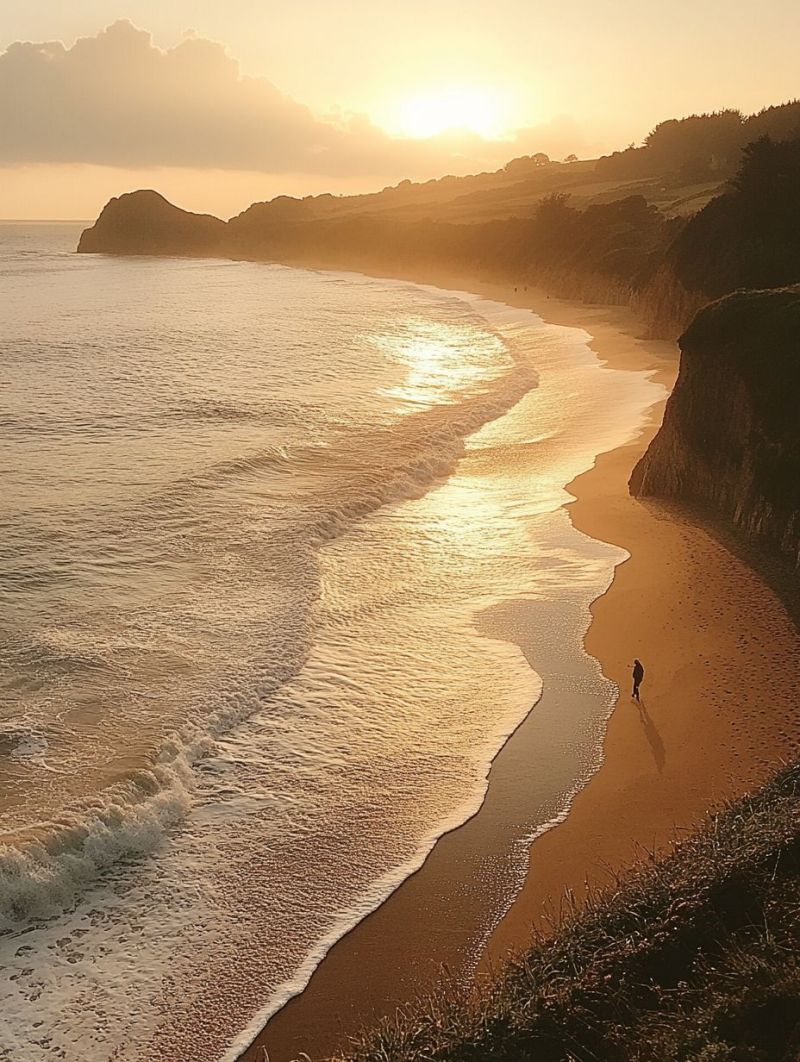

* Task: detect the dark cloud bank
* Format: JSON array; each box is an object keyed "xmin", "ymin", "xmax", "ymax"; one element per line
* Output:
[{"xmin": 0, "ymin": 20, "xmax": 584, "ymax": 175}]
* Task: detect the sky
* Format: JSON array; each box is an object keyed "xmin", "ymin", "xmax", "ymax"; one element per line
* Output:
[{"xmin": 1, "ymin": 0, "xmax": 799, "ymax": 218}]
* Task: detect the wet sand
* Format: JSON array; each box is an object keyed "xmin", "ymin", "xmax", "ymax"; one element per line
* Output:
[{"xmin": 240, "ymin": 284, "xmax": 800, "ymax": 1062}]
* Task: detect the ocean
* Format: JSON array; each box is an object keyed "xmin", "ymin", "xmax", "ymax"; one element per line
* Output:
[{"xmin": 0, "ymin": 223, "xmax": 660, "ymax": 1060}]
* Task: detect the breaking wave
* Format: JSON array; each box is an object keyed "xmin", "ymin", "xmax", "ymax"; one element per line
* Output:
[{"xmin": 0, "ymin": 318, "xmax": 538, "ymax": 932}]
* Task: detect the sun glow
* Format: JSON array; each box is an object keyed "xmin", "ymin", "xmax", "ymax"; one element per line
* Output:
[{"xmin": 396, "ymin": 87, "xmax": 508, "ymax": 141}]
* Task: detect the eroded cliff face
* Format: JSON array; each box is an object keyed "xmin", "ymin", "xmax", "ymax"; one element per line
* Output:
[
  {"xmin": 632, "ymin": 261, "xmax": 710, "ymax": 340},
  {"xmin": 78, "ymin": 190, "xmax": 227, "ymax": 256},
  {"xmin": 631, "ymin": 287, "xmax": 800, "ymax": 570}
]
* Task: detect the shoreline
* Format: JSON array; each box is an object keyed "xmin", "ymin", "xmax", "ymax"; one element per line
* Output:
[
  {"xmin": 239, "ymin": 276, "xmax": 800, "ymax": 1061},
  {"xmin": 232, "ymin": 279, "xmax": 701, "ymax": 1061}
]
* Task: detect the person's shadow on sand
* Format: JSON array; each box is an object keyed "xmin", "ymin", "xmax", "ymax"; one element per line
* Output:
[{"xmin": 637, "ymin": 699, "xmax": 665, "ymax": 772}]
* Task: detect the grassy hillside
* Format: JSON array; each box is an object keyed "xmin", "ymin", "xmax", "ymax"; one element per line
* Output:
[
  {"xmin": 223, "ymin": 192, "xmax": 680, "ymax": 308},
  {"xmin": 240, "ymin": 160, "xmax": 719, "ymax": 227},
  {"xmin": 338, "ymin": 763, "xmax": 800, "ymax": 1061},
  {"xmin": 226, "ymin": 102, "xmax": 800, "ymax": 228}
]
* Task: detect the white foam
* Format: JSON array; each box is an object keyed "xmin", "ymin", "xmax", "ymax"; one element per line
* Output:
[
  {"xmin": 222, "ymin": 670, "xmax": 543, "ymax": 1062},
  {"xmin": 0, "ymin": 277, "xmax": 544, "ymax": 936},
  {"xmin": 0, "ymin": 758, "xmax": 193, "ymax": 931}
]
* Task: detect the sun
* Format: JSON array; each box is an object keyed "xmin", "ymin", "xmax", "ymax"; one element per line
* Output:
[{"xmin": 396, "ymin": 87, "xmax": 507, "ymax": 140}]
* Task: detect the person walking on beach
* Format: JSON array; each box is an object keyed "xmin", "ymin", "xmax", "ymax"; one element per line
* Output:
[{"xmin": 632, "ymin": 658, "xmax": 645, "ymax": 702}]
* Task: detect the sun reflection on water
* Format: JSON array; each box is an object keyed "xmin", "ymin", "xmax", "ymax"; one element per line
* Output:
[{"xmin": 373, "ymin": 316, "xmax": 510, "ymax": 410}]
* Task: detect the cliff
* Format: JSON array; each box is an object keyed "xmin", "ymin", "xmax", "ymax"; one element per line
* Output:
[
  {"xmin": 77, "ymin": 190, "xmax": 227, "ymax": 256},
  {"xmin": 631, "ymin": 286, "xmax": 800, "ymax": 570}
]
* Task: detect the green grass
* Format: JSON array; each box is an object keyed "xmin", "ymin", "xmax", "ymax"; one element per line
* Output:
[{"xmin": 338, "ymin": 763, "xmax": 800, "ymax": 1061}]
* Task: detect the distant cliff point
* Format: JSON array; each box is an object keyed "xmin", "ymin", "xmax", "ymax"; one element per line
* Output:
[{"xmin": 78, "ymin": 190, "xmax": 226, "ymax": 257}]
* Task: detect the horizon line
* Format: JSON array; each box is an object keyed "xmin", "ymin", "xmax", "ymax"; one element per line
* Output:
[{"xmin": 0, "ymin": 218, "xmax": 93, "ymax": 223}]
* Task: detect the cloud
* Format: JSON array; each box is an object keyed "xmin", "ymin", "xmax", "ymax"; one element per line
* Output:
[{"xmin": 0, "ymin": 21, "xmax": 586, "ymax": 177}]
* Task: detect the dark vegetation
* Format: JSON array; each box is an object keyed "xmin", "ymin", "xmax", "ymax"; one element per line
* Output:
[
  {"xmin": 225, "ymin": 129, "xmax": 800, "ymax": 333},
  {"xmin": 338, "ymin": 764, "xmax": 800, "ymax": 1061},
  {"xmin": 670, "ymin": 136, "xmax": 800, "ymax": 296},
  {"xmin": 597, "ymin": 102, "xmax": 800, "ymax": 183},
  {"xmin": 634, "ymin": 135, "xmax": 800, "ymax": 330}
]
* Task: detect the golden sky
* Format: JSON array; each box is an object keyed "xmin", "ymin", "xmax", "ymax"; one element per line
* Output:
[{"xmin": 2, "ymin": 1, "xmax": 799, "ymax": 218}]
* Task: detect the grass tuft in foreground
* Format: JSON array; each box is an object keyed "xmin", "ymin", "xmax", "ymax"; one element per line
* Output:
[{"xmin": 339, "ymin": 763, "xmax": 800, "ymax": 1061}]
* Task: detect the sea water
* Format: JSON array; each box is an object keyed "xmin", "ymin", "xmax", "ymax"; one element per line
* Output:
[{"xmin": 0, "ymin": 224, "xmax": 661, "ymax": 1060}]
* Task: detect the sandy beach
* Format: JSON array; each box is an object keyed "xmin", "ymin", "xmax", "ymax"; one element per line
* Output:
[
  {"xmin": 241, "ymin": 284, "xmax": 800, "ymax": 1062},
  {"xmin": 484, "ymin": 289, "xmax": 800, "ymax": 966}
]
